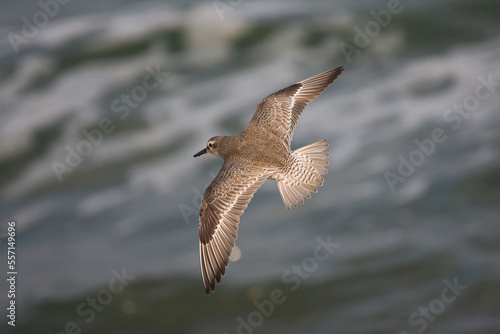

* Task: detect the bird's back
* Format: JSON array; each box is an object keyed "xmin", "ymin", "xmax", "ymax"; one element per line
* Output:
[{"xmin": 220, "ymin": 128, "xmax": 290, "ymax": 169}]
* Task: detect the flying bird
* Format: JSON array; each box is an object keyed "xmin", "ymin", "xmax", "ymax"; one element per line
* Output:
[{"xmin": 193, "ymin": 67, "xmax": 344, "ymax": 294}]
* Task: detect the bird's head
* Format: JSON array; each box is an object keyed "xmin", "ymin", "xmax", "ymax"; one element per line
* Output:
[{"xmin": 194, "ymin": 136, "xmax": 224, "ymax": 158}]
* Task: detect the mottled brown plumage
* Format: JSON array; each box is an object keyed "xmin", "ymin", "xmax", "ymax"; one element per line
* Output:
[{"xmin": 194, "ymin": 67, "xmax": 344, "ymax": 294}]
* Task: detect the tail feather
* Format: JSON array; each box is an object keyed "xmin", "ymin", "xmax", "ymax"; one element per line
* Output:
[{"xmin": 277, "ymin": 140, "xmax": 329, "ymax": 210}]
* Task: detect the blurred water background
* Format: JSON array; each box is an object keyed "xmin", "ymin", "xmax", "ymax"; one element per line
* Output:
[{"xmin": 1, "ymin": 0, "xmax": 500, "ymax": 333}]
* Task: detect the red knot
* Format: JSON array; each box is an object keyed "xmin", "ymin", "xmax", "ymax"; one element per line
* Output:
[{"xmin": 194, "ymin": 67, "xmax": 344, "ymax": 294}]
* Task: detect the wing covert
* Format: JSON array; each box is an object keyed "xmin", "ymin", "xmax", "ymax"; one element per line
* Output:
[{"xmin": 246, "ymin": 67, "xmax": 343, "ymax": 147}]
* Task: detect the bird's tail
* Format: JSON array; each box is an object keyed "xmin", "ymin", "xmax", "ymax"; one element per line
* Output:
[{"xmin": 276, "ymin": 140, "xmax": 329, "ymax": 210}]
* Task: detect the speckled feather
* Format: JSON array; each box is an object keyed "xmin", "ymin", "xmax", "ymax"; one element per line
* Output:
[{"xmin": 196, "ymin": 67, "xmax": 344, "ymax": 294}]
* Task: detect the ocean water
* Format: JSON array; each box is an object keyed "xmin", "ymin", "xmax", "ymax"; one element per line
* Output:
[{"xmin": 1, "ymin": 0, "xmax": 500, "ymax": 333}]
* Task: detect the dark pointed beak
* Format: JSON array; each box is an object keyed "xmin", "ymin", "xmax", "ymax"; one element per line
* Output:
[{"xmin": 193, "ymin": 148, "xmax": 207, "ymax": 157}]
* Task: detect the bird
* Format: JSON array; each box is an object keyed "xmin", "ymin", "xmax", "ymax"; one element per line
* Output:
[{"xmin": 193, "ymin": 66, "xmax": 344, "ymax": 294}]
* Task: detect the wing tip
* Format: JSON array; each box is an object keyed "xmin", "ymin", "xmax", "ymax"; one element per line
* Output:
[
  {"xmin": 201, "ymin": 241, "xmax": 226, "ymax": 295},
  {"xmin": 300, "ymin": 66, "xmax": 344, "ymax": 86}
]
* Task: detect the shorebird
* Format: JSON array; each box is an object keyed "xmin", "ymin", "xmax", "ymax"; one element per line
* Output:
[{"xmin": 194, "ymin": 66, "xmax": 344, "ymax": 294}]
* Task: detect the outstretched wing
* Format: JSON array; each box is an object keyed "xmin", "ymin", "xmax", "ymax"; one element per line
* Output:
[
  {"xmin": 199, "ymin": 161, "xmax": 270, "ymax": 294},
  {"xmin": 246, "ymin": 67, "xmax": 343, "ymax": 148}
]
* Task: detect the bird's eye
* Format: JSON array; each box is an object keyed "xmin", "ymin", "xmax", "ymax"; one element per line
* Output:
[{"xmin": 208, "ymin": 142, "xmax": 213, "ymax": 148}]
